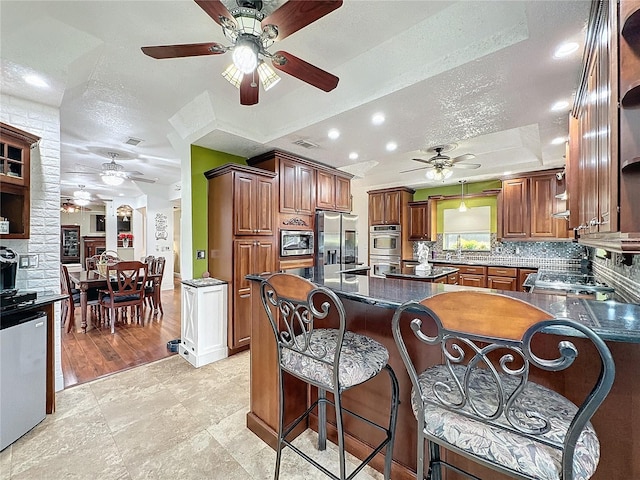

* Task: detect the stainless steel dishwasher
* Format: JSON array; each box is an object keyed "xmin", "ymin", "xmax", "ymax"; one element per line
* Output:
[{"xmin": 0, "ymin": 310, "xmax": 47, "ymax": 450}]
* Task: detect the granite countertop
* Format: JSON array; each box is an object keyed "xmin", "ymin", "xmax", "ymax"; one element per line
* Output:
[
  {"xmin": 0, "ymin": 293, "xmax": 67, "ymax": 318},
  {"xmin": 247, "ymin": 267, "xmax": 640, "ymax": 344},
  {"xmin": 181, "ymin": 278, "xmax": 228, "ymax": 288},
  {"xmin": 385, "ymin": 265, "xmax": 458, "ymax": 280}
]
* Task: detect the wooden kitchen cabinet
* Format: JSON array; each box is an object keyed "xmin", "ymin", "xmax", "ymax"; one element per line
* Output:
[
  {"xmin": 408, "ymin": 200, "xmax": 435, "ymax": 241},
  {"xmin": 316, "ymin": 169, "xmax": 351, "ymax": 212},
  {"xmin": 0, "ymin": 123, "xmax": 39, "ymax": 239},
  {"xmin": 447, "ymin": 273, "xmax": 459, "ymax": 285},
  {"xmin": 233, "ymin": 239, "xmax": 274, "ymax": 349},
  {"xmin": 279, "ymin": 158, "xmax": 314, "ymax": 216},
  {"xmin": 518, "ymin": 268, "xmax": 538, "ymax": 292},
  {"xmin": 500, "ymin": 170, "xmax": 570, "ymax": 240},
  {"xmin": 205, "ymin": 164, "xmax": 277, "ymax": 354},
  {"xmin": 234, "ymin": 170, "xmax": 274, "ymax": 236},
  {"xmin": 487, "ymin": 266, "xmax": 518, "ymax": 291},
  {"xmin": 455, "ymin": 265, "xmax": 487, "ymax": 288},
  {"xmin": 368, "ymin": 187, "xmax": 414, "ymax": 226}
]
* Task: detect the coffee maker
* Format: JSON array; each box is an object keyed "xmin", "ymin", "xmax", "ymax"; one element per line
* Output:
[{"xmin": 0, "ymin": 246, "xmax": 18, "ymax": 296}]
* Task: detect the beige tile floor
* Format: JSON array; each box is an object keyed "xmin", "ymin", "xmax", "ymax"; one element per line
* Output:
[{"xmin": 0, "ymin": 352, "xmax": 384, "ymax": 480}]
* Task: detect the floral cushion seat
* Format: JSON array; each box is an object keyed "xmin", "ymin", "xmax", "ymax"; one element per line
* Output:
[
  {"xmin": 412, "ymin": 364, "xmax": 600, "ymax": 480},
  {"xmin": 281, "ymin": 329, "xmax": 389, "ymax": 391}
]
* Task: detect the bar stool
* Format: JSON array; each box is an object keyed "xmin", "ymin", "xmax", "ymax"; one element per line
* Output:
[
  {"xmin": 391, "ymin": 290, "xmax": 615, "ymax": 480},
  {"xmin": 260, "ymin": 273, "xmax": 399, "ymax": 480}
]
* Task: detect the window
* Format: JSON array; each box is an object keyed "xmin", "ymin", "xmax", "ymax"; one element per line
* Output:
[{"xmin": 443, "ymin": 206, "xmax": 491, "ymax": 251}]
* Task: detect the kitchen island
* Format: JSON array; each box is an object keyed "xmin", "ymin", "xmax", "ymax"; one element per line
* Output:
[{"xmin": 246, "ymin": 266, "xmax": 640, "ymax": 480}]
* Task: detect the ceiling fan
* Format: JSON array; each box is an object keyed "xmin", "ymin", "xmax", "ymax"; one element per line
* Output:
[
  {"xmin": 65, "ymin": 152, "xmax": 156, "ymax": 186},
  {"xmin": 60, "ymin": 199, "xmax": 92, "ymax": 213},
  {"xmin": 402, "ymin": 144, "xmax": 481, "ymax": 181},
  {"xmin": 141, "ymin": 0, "xmax": 342, "ymax": 105}
]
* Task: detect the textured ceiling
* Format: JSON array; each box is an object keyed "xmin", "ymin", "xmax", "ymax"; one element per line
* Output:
[{"xmin": 0, "ymin": 0, "xmax": 590, "ymax": 202}]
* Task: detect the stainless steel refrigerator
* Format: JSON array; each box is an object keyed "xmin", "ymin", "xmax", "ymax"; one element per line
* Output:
[{"xmin": 315, "ymin": 211, "xmax": 358, "ymax": 265}]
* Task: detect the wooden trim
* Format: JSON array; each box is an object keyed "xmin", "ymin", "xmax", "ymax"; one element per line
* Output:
[
  {"xmin": 367, "ymin": 186, "xmax": 415, "ymax": 195},
  {"xmin": 579, "ymin": 231, "xmax": 640, "ymax": 253},
  {"xmin": 0, "ymin": 121, "xmax": 40, "ymax": 146},
  {"xmin": 203, "ymin": 163, "xmax": 277, "ymax": 180},
  {"xmin": 247, "ymin": 150, "xmax": 354, "ymax": 179}
]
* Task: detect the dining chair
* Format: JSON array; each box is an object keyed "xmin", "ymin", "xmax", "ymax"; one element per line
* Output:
[
  {"xmin": 144, "ymin": 256, "xmax": 165, "ymax": 314},
  {"xmin": 99, "ymin": 260, "xmax": 148, "ymax": 334},
  {"xmin": 60, "ymin": 263, "xmax": 100, "ymax": 333},
  {"xmin": 392, "ymin": 290, "xmax": 615, "ymax": 480},
  {"xmin": 260, "ymin": 273, "xmax": 399, "ymax": 480},
  {"xmin": 85, "ymin": 255, "xmax": 99, "ymax": 271}
]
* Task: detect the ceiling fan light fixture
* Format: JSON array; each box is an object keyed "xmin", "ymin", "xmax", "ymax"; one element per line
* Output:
[
  {"xmin": 101, "ymin": 172, "xmax": 125, "ymax": 186},
  {"xmin": 426, "ymin": 168, "xmax": 453, "ymax": 181},
  {"xmin": 458, "ymin": 180, "xmax": 467, "ymax": 212},
  {"xmin": 74, "ymin": 198, "xmax": 90, "ymax": 207},
  {"xmin": 232, "ymin": 38, "xmax": 259, "ymax": 74},
  {"xmin": 257, "ymin": 61, "xmax": 281, "ymax": 91},
  {"xmin": 222, "ymin": 64, "xmax": 244, "ymax": 88}
]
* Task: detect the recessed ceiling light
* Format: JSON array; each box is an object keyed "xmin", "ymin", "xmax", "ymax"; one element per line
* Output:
[
  {"xmin": 371, "ymin": 113, "xmax": 385, "ymax": 125},
  {"xmin": 23, "ymin": 74, "xmax": 48, "ymax": 88},
  {"xmin": 551, "ymin": 136, "xmax": 567, "ymax": 145},
  {"xmin": 385, "ymin": 141, "xmax": 397, "ymax": 152},
  {"xmin": 348, "ymin": 152, "xmax": 359, "ymax": 160},
  {"xmin": 503, "ymin": 171, "xmax": 512, "ymax": 176},
  {"xmin": 327, "ymin": 129, "xmax": 340, "ymax": 140},
  {"xmin": 551, "ymin": 100, "xmax": 569, "ymax": 111},
  {"xmin": 553, "ymin": 42, "xmax": 579, "ymax": 58}
]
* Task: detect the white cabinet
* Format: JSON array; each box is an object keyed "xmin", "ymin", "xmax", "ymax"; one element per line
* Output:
[{"xmin": 179, "ymin": 278, "xmax": 228, "ymax": 368}]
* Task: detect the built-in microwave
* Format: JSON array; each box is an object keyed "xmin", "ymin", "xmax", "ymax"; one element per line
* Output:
[{"xmin": 280, "ymin": 230, "xmax": 314, "ymax": 257}]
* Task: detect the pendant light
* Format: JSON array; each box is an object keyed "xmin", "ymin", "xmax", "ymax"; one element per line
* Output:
[{"xmin": 458, "ymin": 180, "xmax": 468, "ymax": 212}]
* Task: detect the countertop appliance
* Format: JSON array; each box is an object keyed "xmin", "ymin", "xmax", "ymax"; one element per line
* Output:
[
  {"xmin": 0, "ymin": 246, "xmax": 18, "ymax": 296},
  {"xmin": 1, "ymin": 310, "xmax": 47, "ymax": 450},
  {"xmin": 280, "ymin": 229, "xmax": 314, "ymax": 257},
  {"xmin": 316, "ymin": 211, "xmax": 358, "ymax": 265},
  {"xmin": 524, "ymin": 270, "xmax": 615, "ymax": 299}
]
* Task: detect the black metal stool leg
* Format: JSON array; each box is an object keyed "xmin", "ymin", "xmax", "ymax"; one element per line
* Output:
[
  {"xmin": 318, "ymin": 388, "xmax": 327, "ymax": 451},
  {"xmin": 334, "ymin": 387, "xmax": 347, "ymax": 480},
  {"xmin": 383, "ymin": 365, "xmax": 399, "ymax": 480},
  {"xmin": 428, "ymin": 441, "xmax": 442, "ymax": 480},
  {"xmin": 275, "ymin": 366, "xmax": 285, "ymax": 480}
]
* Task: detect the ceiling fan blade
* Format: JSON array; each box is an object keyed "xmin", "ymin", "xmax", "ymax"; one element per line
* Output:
[
  {"xmin": 240, "ymin": 74, "xmax": 259, "ymax": 105},
  {"xmin": 400, "ymin": 166, "xmax": 430, "ymax": 174},
  {"xmin": 128, "ymin": 176, "xmax": 156, "ymax": 184},
  {"xmin": 194, "ymin": 0, "xmax": 236, "ymax": 27},
  {"xmin": 141, "ymin": 42, "xmax": 226, "ymax": 59},
  {"xmin": 65, "ymin": 171, "xmax": 96, "ymax": 175},
  {"xmin": 271, "ymin": 51, "xmax": 338, "ymax": 92},
  {"xmin": 410, "ymin": 158, "xmax": 435, "ymax": 165},
  {"xmin": 451, "ymin": 153, "xmax": 476, "ymax": 163},
  {"xmin": 452, "ymin": 163, "xmax": 481, "ymax": 169},
  {"xmin": 262, "ymin": 0, "xmax": 342, "ymax": 41}
]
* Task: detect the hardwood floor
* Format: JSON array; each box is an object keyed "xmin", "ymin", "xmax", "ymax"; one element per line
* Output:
[{"xmin": 61, "ymin": 279, "xmax": 182, "ymax": 388}]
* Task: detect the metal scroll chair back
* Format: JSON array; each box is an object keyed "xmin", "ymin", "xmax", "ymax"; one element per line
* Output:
[
  {"xmin": 261, "ymin": 273, "xmax": 399, "ymax": 480},
  {"xmin": 392, "ymin": 290, "xmax": 615, "ymax": 480},
  {"xmin": 100, "ymin": 261, "xmax": 148, "ymax": 334}
]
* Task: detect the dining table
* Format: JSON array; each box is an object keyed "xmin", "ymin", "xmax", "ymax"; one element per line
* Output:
[{"xmin": 67, "ymin": 269, "xmax": 162, "ymax": 332}]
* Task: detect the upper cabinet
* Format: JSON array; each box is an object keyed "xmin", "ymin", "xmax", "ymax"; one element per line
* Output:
[
  {"xmin": 248, "ymin": 150, "xmax": 353, "ymax": 230},
  {"xmin": 368, "ymin": 188, "xmax": 414, "ymax": 226},
  {"xmin": 570, "ymin": 0, "xmax": 640, "ymax": 252},
  {"xmin": 316, "ymin": 169, "xmax": 351, "ymax": 212},
  {"xmin": 279, "ymin": 158, "xmax": 315, "ymax": 216},
  {"xmin": 233, "ymin": 170, "xmax": 275, "ymax": 236},
  {"xmin": 499, "ymin": 170, "xmax": 570, "ymax": 240},
  {"xmin": 408, "ymin": 200, "xmax": 435, "ymax": 241},
  {"xmin": 0, "ymin": 122, "xmax": 40, "ymax": 239}
]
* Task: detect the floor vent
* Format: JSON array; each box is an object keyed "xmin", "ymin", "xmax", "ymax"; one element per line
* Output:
[{"xmin": 293, "ymin": 139, "xmax": 319, "ymax": 149}]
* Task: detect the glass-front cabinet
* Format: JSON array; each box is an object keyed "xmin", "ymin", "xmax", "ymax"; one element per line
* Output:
[{"xmin": 60, "ymin": 225, "xmax": 81, "ymax": 264}]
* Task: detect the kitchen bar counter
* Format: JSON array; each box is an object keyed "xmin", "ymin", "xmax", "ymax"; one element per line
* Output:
[{"xmin": 246, "ymin": 268, "xmax": 640, "ymax": 480}]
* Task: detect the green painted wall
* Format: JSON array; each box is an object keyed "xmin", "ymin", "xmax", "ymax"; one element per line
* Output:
[
  {"xmin": 191, "ymin": 145, "xmax": 245, "ymax": 278},
  {"xmin": 413, "ymin": 180, "xmax": 501, "ymax": 233}
]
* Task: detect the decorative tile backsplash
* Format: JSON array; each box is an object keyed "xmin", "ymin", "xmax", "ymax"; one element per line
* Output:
[{"xmin": 591, "ymin": 251, "xmax": 640, "ymax": 304}]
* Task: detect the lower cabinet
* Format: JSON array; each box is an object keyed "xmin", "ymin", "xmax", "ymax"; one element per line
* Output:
[
  {"xmin": 487, "ymin": 266, "xmax": 518, "ymax": 291},
  {"xmin": 232, "ymin": 239, "xmax": 274, "ymax": 350},
  {"xmin": 518, "ymin": 268, "xmax": 538, "ymax": 292},
  {"xmin": 432, "ymin": 275, "xmax": 447, "ymax": 284},
  {"xmin": 180, "ymin": 281, "xmax": 229, "ymax": 367},
  {"xmin": 455, "ymin": 265, "xmax": 487, "ymax": 288},
  {"xmin": 447, "ymin": 272, "xmax": 459, "ymax": 285}
]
